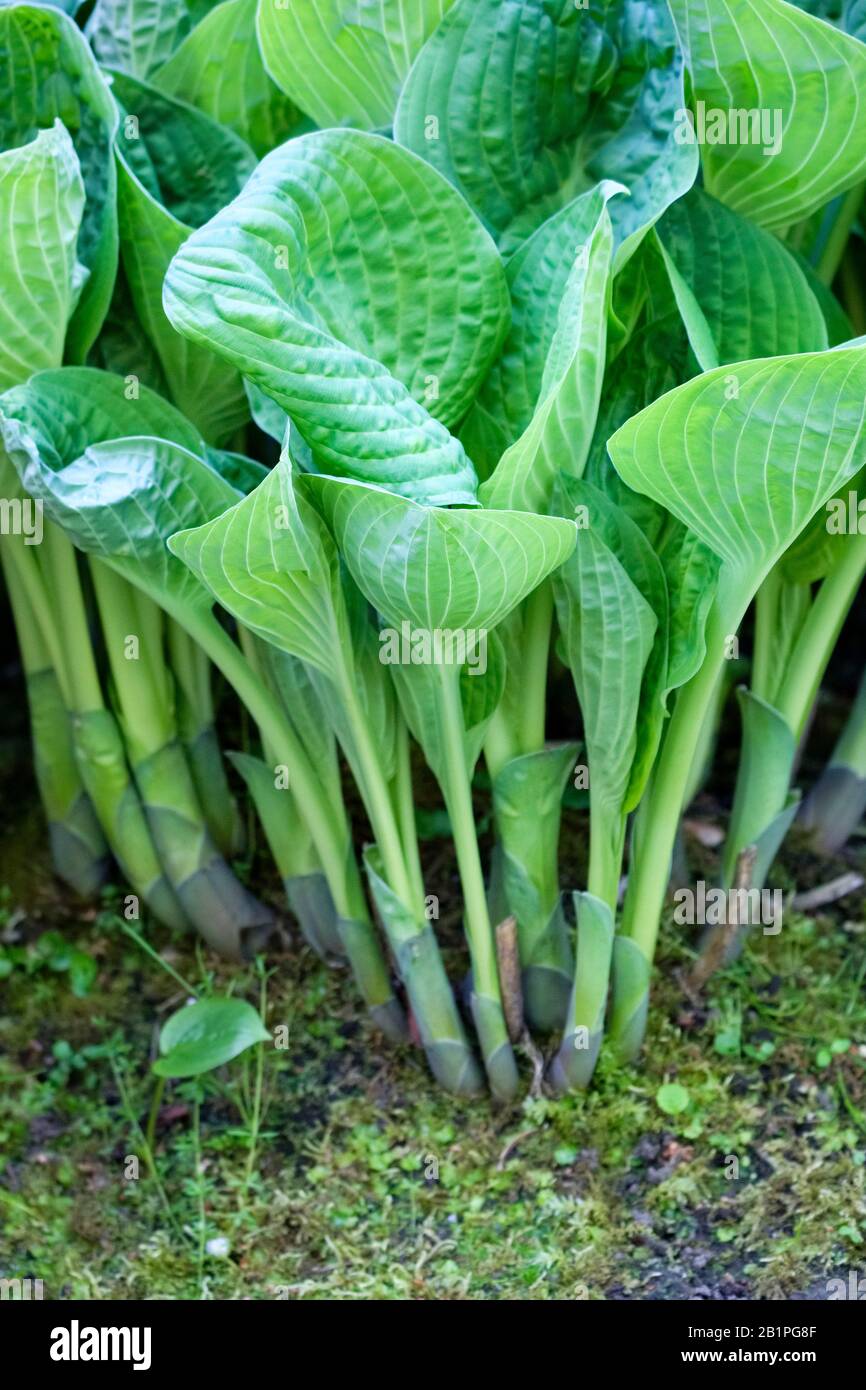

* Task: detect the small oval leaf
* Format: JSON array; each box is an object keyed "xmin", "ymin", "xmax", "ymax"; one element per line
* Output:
[{"xmin": 153, "ymin": 997, "xmax": 269, "ymax": 1078}]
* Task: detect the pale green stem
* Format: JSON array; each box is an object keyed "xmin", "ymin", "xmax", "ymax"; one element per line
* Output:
[
  {"xmin": 519, "ymin": 581, "xmax": 554, "ymax": 755},
  {"xmin": 774, "ymin": 532, "xmax": 866, "ymax": 741}
]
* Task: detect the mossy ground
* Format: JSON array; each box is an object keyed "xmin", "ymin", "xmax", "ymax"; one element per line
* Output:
[{"xmin": 1, "ymin": 760, "xmax": 865, "ymax": 1301}]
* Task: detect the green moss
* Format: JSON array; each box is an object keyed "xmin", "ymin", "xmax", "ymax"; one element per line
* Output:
[{"xmin": 1, "ymin": 878, "xmax": 864, "ymax": 1299}]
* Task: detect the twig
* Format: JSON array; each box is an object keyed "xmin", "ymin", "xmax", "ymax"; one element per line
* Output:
[
  {"xmin": 496, "ymin": 1127, "xmax": 537, "ymax": 1171},
  {"xmin": 792, "ymin": 872, "xmax": 864, "ymax": 912}
]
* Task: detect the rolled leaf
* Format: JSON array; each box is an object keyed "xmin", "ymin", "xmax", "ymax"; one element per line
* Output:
[
  {"xmin": 492, "ymin": 744, "xmax": 579, "ymax": 1032},
  {"xmin": 365, "ymin": 848, "xmax": 483, "ymax": 1096},
  {"xmin": 478, "ymin": 182, "xmax": 622, "ymax": 514},
  {"xmin": 26, "ymin": 668, "xmax": 111, "ymax": 897},
  {"xmin": 548, "ymin": 892, "xmax": 614, "ymax": 1092}
]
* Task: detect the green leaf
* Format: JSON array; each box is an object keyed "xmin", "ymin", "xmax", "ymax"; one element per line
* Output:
[
  {"xmin": 0, "ymin": 123, "xmax": 86, "ymax": 391},
  {"xmin": 658, "ymin": 187, "xmax": 829, "ymax": 362},
  {"xmin": 164, "ymin": 129, "xmax": 509, "ymax": 503},
  {"xmin": 112, "ymin": 69, "xmax": 256, "ymax": 443},
  {"xmin": 669, "ymin": 0, "xmax": 866, "ymax": 231},
  {"xmin": 169, "ymin": 446, "xmax": 401, "ymax": 782},
  {"xmin": 476, "ymin": 181, "xmax": 623, "ymax": 513},
  {"xmin": 261, "ymin": 644, "xmax": 345, "ymax": 811},
  {"xmin": 170, "ymin": 452, "xmax": 352, "ymax": 684},
  {"xmin": 553, "ymin": 478, "xmax": 658, "ymax": 824},
  {"xmin": 492, "ymin": 743, "xmax": 578, "ymax": 1031},
  {"xmin": 153, "ymin": 997, "xmax": 270, "ymax": 1077},
  {"xmin": 394, "ymin": 0, "xmax": 698, "ymax": 254},
  {"xmin": 607, "ymin": 347, "xmax": 866, "ymax": 631},
  {"xmin": 86, "ymin": 0, "xmax": 195, "ymax": 78},
  {"xmin": 0, "ymin": 3, "xmax": 119, "ymax": 357},
  {"xmin": 0, "ymin": 367, "xmax": 204, "ymax": 463},
  {"xmin": 0, "ymin": 373, "xmax": 243, "ymax": 619},
  {"xmin": 88, "ymin": 267, "xmax": 171, "ymax": 399},
  {"xmin": 112, "ymin": 69, "xmax": 256, "ymax": 229},
  {"xmin": 304, "ymin": 474, "xmax": 574, "ymax": 786},
  {"xmin": 11, "ymin": 433, "xmax": 239, "ymax": 616},
  {"xmin": 652, "ymin": 232, "xmax": 719, "ymax": 374},
  {"xmin": 305, "ymin": 475, "xmax": 577, "ymax": 636},
  {"xmin": 656, "ymin": 1082, "xmax": 690, "ymax": 1115},
  {"xmin": 68, "ymin": 950, "xmax": 98, "ymax": 998},
  {"xmin": 256, "ymin": 0, "xmax": 455, "ymax": 130},
  {"xmin": 155, "ymin": 0, "xmax": 308, "ymax": 157},
  {"xmin": 548, "ymin": 891, "xmax": 615, "ymax": 1091},
  {"xmin": 780, "ymin": 485, "xmax": 858, "ymax": 585},
  {"xmin": 791, "ymin": 1, "xmax": 866, "ymax": 41},
  {"xmin": 722, "ymin": 689, "xmax": 799, "ymax": 888}
]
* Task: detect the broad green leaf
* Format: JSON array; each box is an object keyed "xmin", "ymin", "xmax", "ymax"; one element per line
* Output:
[
  {"xmin": 155, "ymin": 0, "xmax": 308, "ymax": 158},
  {"xmin": 304, "ymin": 476, "xmax": 577, "ymax": 635},
  {"xmin": 669, "ymin": 0, "xmax": 866, "ymax": 232},
  {"xmin": 153, "ymin": 996, "xmax": 269, "ymax": 1077},
  {"xmin": 164, "ymin": 129, "xmax": 509, "ymax": 504},
  {"xmin": 795, "ymin": 255, "xmax": 855, "ymax": 347},
  {"xmin": 256, "ymin": 0, "xmax": 454, "ymax": 130},
  {"xmin": 394, "ymin": 0, "xmax": 698, "ymax": 255},
  {"xmin": 0, "ymin": 367, "xmax": 204, "ymax": 463},
  {"xmin": 170, "ymin": 457, "xmax": 351, "ymax": 683},
  {"xmin": 169, "ymin": 449, "xmax": 401, "ymax": 782},
  {"xmin": 656, "ymin": 523, "xmax": 721, "ymax": 696},
  {"xmin": 0, "ymin": 4, "xmax": 118, "ymax": 358},
  {"xmin": 86, "ymin": 0, "xmax": 195, "ymax": 78},
  {"xmin": 304, "ymin": 473, "xmax": 575, "ymax": 786},
  {"xmin": 3, "ymin": 432, "xmax": 239, "ymax": 615},
  {"xmin": 112, "ymin": 70, "xmax": 256, "ymax": 228},
  {"xmin": 608, "ymin": 347, "xmax": 866, "ymax": 630},
  {"xmin": 791, "ymin": 0, "xmax": 866, "ymax": 41},
  {"xmin": 479, "ymin": 183, "xmax": 621, "ymax": 513},
  {"xmin": 781, "ymin": 458, "xmax": 866, "ymax": 588},
  {"xmin": 583, "ymin": 271, "xmax": 723, "ymax": 706},
  {"xmin": 567, "ymin": 479, "xmax": 677, "ymax": 801},
  {"xmin": 0, "ymin": 123, "xmax": 86, "ymax": 391},
  {"xmin": 658, "ymin": 188, "xmax": 829, "ymax": 362},
  {"xmin": 204, "ymin": 447, "xmax": 268, "ymax": 496},
  {"xmin": 0, "ymin": 369, "xmax": 240, "ymax": 619},
  {"xmin": 587, "ymin": 311, "xmax": 691, "ymax": 496},
  {"xmin": 112, "ymin": 70, "xmax": 255, "ymax": 443},
  {"xmin": 244, "ymin": 380, "xmax": 287, "ymax": 443}
]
